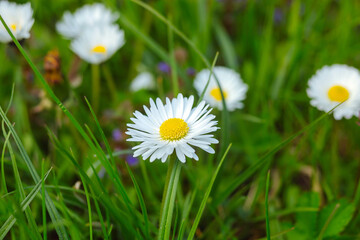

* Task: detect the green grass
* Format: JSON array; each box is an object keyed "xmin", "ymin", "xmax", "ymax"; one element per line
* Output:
[{"xmin": 1, "ymin": 0, "xmax": 360, "ymax": 239}]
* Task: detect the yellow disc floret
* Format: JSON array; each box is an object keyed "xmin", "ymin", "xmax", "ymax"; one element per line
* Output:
[
  {"xmin": 10, "ymin": 24, "xmax": 17, "ymax": 31},
  {"xmin": 91, "ymin": 45, "xmax": 107, "ymax": 54},
  {"xmin": 328, "ymin": 85, "xmax": 349, "ymax": 102},
  {"xmin": 159, "ymin": 118, "xmax": 189, "ymax": 141},
  {"xmin": 210, "ymin": 87, "xmax": 227, "ymax": 101}
]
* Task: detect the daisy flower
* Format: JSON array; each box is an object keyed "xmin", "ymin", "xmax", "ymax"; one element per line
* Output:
[
  {"xmin": 194, "ymin": 66, "xmax": 248, "ymax": 111},
  {"xmin": 126, "ymin": 94, "xmax": 219, "ymax": 163},
  {"xmin": 130, "ymin": 72, "xmax": 155, "ymax": 92},
  {"xmin": 56, "ymin": 3, "xmax": 119, "ymax": 39},
  {"xmin": 70, "ymin": 25, "xmax": 125, "ymax": 64},
  {"xmin": 307, "ymin": 64, "xmax": 360, "ymax": 120},
  {"xmin": 0, "ymin": 1, "xmax": 34, "ymax": 43}
]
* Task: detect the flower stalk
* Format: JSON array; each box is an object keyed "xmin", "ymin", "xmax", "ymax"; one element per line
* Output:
[
  {"xmin": 91, "ymin": 64, "xmax": 100, "ymax": 113},
  {"xmin": 158, "ymin": 158, "xmax": 182, "ymax": 240}
]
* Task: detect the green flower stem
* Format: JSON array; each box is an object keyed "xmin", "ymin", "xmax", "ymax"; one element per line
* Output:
[
  {"xmin": 167, "ymin": 14, "xmax": 179, "ymax": 97},
  {"xmin": 91, "ymin": 64, "xmax": 100, "ymax": 113},
  {"xmin": 158, "ymin": 158, "xmax": 182, "ymax": 240},
  {"xmin": 102, "ymin": 64, "xmax": 117, "ymax": 102}
]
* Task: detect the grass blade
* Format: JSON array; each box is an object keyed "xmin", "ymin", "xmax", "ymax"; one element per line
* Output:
[
  {"xmin": 0, "ymin": 105, "xmax": 69, "ymax": 239},
  {"xmin": 265, "ymin": 170, "xmax": 271, "ymax": 240},
  {"xmin": 187, "ymin": 143, "xmax": 232, "ymax": 240},
  {"xmin": 125, "ymin": 163, "xmax": 150, "ymax": 239},
  {"xmin": 41, "ymin": 160, "xmax": 47, "ymax": 240},
  {"xmin": 2, "ymin": 125, "xmax": 42, "ymax": 240},
  {"xmin": 80, "ymin": 175, "xmax": 93, "ymax": 240},
  {"xmin": 213, "ymin": 104, "xmax": 341, "ymax": 206},
  {"xmin": 0, "ymin": 168, "xmax": 52, "ymax": 240}
]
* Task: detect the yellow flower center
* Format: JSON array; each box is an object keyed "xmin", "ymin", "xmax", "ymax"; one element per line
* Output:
[
  {"xmin": 10, "ymin": 24, "xmax": 17, "ymax": 31},
  {"xmin": 210, "ymin": 87, "xmax": 227, "ymax": 101},
  {"xmin": 91, "ymin": 45, "xmax": 107, "ymax": 54},
  {"xmin": 159, "ymin": 118, "xmax": 189, "ymax": 141},
  {"xmin": 327, "ymin": 85, "xmax": 349, "ymax": 102}
]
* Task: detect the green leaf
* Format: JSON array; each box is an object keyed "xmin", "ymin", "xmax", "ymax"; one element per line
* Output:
[
  {"xmin": 317, "ymin": 199, "xmax": 355, "ymax": 239},
  {"xmin": 296, "ymin": 192, "xmax": 320, "ymax": 238}
]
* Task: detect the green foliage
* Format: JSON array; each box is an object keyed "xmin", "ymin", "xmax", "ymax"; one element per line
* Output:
[
  {"xmin": 287, "ymin": 193, "xmax": 356, "ymax": 240},
  {"xmin": 1, "ymin": 0, "xmax": 360, "ymax": 239}
]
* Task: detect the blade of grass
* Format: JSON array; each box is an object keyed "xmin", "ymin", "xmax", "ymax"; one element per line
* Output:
[
  {"xmin": 265, "ymin": 170, "xmax": 271, "ymax": 240},
  {"xmin": 0, "ymin": 130, "xmax": 11, "ymax": 195},
  {"xmin": 83, "ymin": 99, "xmax": 132, "ymax": 206},
  {"xmin": 50, "ymin": 171, "xmax": 81, "ymax": 239},
  {"xmin": 131, "ymin": 0, "xmax": 210, "ymax": 67},
  {"xmin": 119, "ymin": 13, "xmax": 169, "ymax": 61},
  {"xmin": 197, "ymin": 52, "xmax": 219, "ymax": 104},
  {"xmin": 48, "ymin": 129, "xmax": 140, "ymax": 238},
  {"xmin": 4, "ymin": 128, "xmax": 42, "ymax": 240},
  {"xmin": 1, "ymin": 82, "xmax": 16, "ymax": 195},
  {"xmin": 213, "ymin": 20, "xmax": 237, "ymax": 69},
  {"xmin": 41, "ymin": 160, "xmax": 47, "ymax": 240},
  {"xmin": 89, "ymin": 185, "xmax": 109, "ymax": 240},
  {"xmin": 0, "ymin": 168, "xmax": 52, "ymax": 240},
  {"xmin": 83, "ymin": 97, "xmax": 149, "ymax": 237},
  {"xmin": 158, "ymin": 158, "xmax": 181, "ymax": 240},
  {"xmin": 187, "ymin": 143, "xmax": 232, "ymax": 240},
  {"xmin": 82, "ymin": 123, "xmax": 136, "ymax": 219},
  {"xmin": 0, "ymin": 13, "xmax": 139, "ymax": 237},
  {"xmin": 125, "ymin": 163, "xmax": 150, "ymax": 239},
  {"xmin": 316, "ymin": 203, "xmax": 341, "ymax": 240},
  {"xmin": 213, "ymin": 103, "xmax": 342, "ymax": 206},
  {"xmin": 80, "ymin": 175, "xmax": 93, "ymax": 240},
  {"xmin": 177, "ymin": 190, "xmax": 197, "ymax": 240},
  {"xmin": 0, "ymin": 105, "xmax": 69, "ymax": 239},
  {"xmin": 167, "ymin": 14, "xmax": 179, "ymax": 96}
]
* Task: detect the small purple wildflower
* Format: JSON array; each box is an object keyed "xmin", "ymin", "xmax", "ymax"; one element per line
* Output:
[
  {"xmin": 112, "ymin": 128, "xmax": 123, "ymax": 142},
  {"xmin": 126, "ymin": 155, "xmax": 139, "ymax": 166},
  {"xmin": 273, "ymin": 8, "xmax": 283, "ymax": 24},
  {"xmin": 186, "ymin": 67, "xmax": 196, "ymax": 77},
  {"xmin": 157, "ymin": 62, "xmax": 171, "ymax": 74}
]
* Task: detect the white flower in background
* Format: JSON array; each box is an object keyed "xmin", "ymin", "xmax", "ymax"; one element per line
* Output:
[
  {"xmin": 126, "ymin": 94, "xmax": 219, "ymax": 163},
  {"xmin": 130, "ymin": 72, "xmax": 155, "ymax": 92},
  {"xmin": 0, "ymin": 1, "xmax": 34, "ymax": 43},
  {"xmin": 307, "ymin": 64, "xmax": 360, "ymax": 120},
  {"xmin": 70, "ymin": 25, "xmax": 125, "ymax": 64},
  {"xmin": 56, "ymin": 3, "xmax": 118, "ymax": 39},
  {"xmin": 194, "ymin": 66, "xmax": 248, "ymax": 111}
]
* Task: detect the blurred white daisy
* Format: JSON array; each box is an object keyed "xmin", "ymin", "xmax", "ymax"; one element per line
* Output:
[
  {"xmin": 56, "ymin": 3, "xmax": 118, "ymax": 39},
  {"xmin": 126, "ymin": 94, "xmax": 219, "ymax": 163},
  {"xmin": 130, "ymin": 72, "xmax": 155, "ymax": 92},
  {"xmin": 0, "ymin": 1, "xmax": 34, "ymax": 43},
  {"xmin": 70, "ymin": 25, "xmax": 125, "ymax": 64},
  {"xmin": 307, "ymin": 64, "xmax": 360, "ymax": 120},
  {"xmin": 194, "ymin": 66, "xmax": 248, "ymax": 111}
]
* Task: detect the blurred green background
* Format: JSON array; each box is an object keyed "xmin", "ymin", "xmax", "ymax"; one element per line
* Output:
[{"xmin": 1, "ymin": 0, "xmax": 360, "ymax": 239}]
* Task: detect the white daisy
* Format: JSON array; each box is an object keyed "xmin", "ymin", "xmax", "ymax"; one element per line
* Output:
[
  {"xmin": 0, "ymin": 1, "xmax": 34, "ymax": 43},
  {"xmin": 126, "ymin": 94, "xmax": 219, "ymax": 163},
  {"xmin": 70, "ymin": 24, "xmax": 125, "ymax": 64},
  {"xmin": 130, "ymin": 72, "xmax": 155, "ymax": 92},
  {"xmin": 307, "ymin": 64, "xmax": 360, "ymax": 120},
  {"xmin": 56, "ymin": 3, "xmax": 119, "ymax": 39},
  {"xmin": 194, "ymin": 66, "xmax": 248, "ymax": 111}
]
